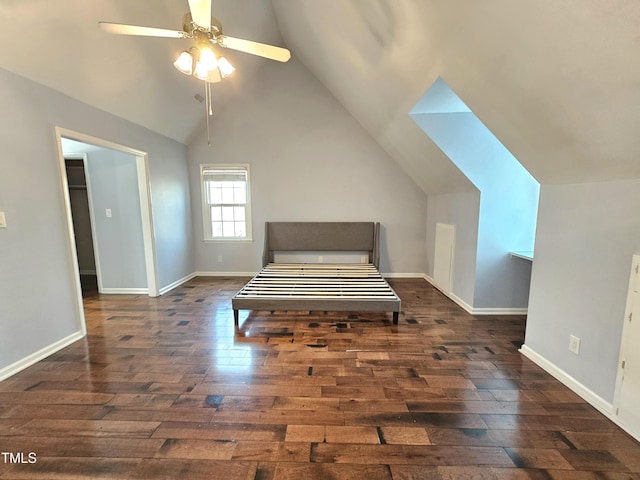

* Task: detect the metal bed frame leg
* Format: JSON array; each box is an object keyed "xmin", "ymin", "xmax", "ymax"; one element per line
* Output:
[
  {"xmin": 234, "ymin": 310, "xmax": 239, "ymax": 328},
  {"xmin": 393, "ymin": 311, "xmax": 399, "ymax": 325}
]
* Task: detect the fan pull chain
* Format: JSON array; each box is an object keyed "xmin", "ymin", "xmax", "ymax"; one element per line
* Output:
[
  {"xmin": 208, "ymin": 80, "xmax": 213, "ymax": 115},
  {"xmin": 205, "ymin": 79, "xmax": 212, "ymax": 146}
]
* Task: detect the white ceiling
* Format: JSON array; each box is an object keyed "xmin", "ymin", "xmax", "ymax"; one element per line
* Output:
[{"xmin": 1, "ymin": 0, "xmax": 639, "ymax": 194}]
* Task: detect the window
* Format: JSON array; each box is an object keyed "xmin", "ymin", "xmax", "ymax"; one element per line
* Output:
[{"xmin": 201, "ymin": 164, "xmax": 252, "ymax": 241}]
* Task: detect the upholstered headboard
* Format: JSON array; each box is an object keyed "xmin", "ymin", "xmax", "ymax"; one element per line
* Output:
[{"xmin": 263, "ymin": 222, "xmax": 380, "ymax": 268}]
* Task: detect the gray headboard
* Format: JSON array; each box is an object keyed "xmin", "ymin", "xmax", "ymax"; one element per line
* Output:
[{"xmin": 263, "ymin": 222, "xmax": 380, "ymax": 268}]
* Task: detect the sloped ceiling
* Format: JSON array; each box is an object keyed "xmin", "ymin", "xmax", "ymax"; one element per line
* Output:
[
  {"xmin": 1, "ymin": 1, "xmax": 639, "ymax": 194},
  {"xmin": 272, "ymin": 0, "xmax": 640, "ymax": 193}
]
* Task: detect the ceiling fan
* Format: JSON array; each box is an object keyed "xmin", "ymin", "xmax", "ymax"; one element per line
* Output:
[
  {"xmin": 99, "ymin": 0, "xmax": 290, "ymax": 144},
  {"xmin": 99, "ymin": 0, "xmax": 291, "ymax": 83}
]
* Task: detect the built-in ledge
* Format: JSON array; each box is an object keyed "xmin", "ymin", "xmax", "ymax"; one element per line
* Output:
[{"xmin": 510, "ymin": 250, "xmax": 534, "ymax": 262}]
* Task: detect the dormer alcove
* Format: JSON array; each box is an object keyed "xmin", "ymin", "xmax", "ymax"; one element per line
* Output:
[{"xmin": 411, "ymin": 77, "xmax": 540, "ymax": 312}]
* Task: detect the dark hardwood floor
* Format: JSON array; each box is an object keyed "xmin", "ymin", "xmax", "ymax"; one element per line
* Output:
[{"xmin": 1, "ymin": 277, "xmax": 639, "ymax": 479}]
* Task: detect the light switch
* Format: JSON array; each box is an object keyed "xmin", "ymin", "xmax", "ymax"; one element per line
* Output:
[
  {"xmin": 106, "ymin": 209, "xmax": 112, "ymax": 218},
  {"xmin": 0, "ymin": 211, "xmax": 6, "ymax": 228}
]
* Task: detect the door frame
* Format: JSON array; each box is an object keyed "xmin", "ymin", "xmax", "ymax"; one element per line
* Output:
[
  {"xmin": 55, "ymin": 127, "xmax": 159, "ymax": 333},
  {"xmin": 613, "ymin": 253, "xmax": 640, "ymax": 441}
]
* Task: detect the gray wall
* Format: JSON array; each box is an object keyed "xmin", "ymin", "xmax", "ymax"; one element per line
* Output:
[
  {"xmin": 87, "ymin": 148, "xmax": 146, "ymax": 289},
  {"xmin": 525, "ymin": 179, "xmax": 640, "ymax": 403},
  {"xmin": 188, "ymin": 58, "xmax": 428, "ymax": 275},
  {"xmin": 426, "ymin": 191, "xmax": 480, "ymax": 308},
  {"xmin": 0, "ymin": 66, "xmax": 193, "ymax": 373}
]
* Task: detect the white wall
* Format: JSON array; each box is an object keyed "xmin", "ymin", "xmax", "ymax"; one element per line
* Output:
[
  {"xmin": 0, "ymin": 67, "xmax": 193, "ymax": 376},
  {"xmin": 188, "ymin": 58, "xmax": 428, "ymax": 275},
  {"xmin": 524, "ymin": 179, "xmax": 640, "ymax": 404}
]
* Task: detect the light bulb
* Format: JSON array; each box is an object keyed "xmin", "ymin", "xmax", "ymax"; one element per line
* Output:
[{"xmin": 199, "ymin": 45, "xmax": 218, "ymax": 71}]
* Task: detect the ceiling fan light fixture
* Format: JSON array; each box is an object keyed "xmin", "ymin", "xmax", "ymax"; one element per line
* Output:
[
  {"xmin": 99, "ymin": 0, "xmax": 292, "ymax": 148},
  {"xmin": 218, "ymin": 57, "xmax": 235, "ymax": 78},
  {"xmin": 173, "ymin": 50, "xmax": 194, "ymax": 75}
]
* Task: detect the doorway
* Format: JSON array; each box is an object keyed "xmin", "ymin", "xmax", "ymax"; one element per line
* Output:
[
  {"xmin": 55, "ymin": 127, "xmax": 159, "ymax": 334},
  {"xmin": 65, "ymin": 155, "xmax": 99, "ymax": 296}
]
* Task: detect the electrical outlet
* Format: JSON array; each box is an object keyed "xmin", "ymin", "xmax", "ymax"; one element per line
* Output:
[
  {"xmin": 569, "ymin": 335, "xmax": 581, "ymax": 355},
  {"xmin": 318, "ymin": 255, "xmax": 323, "ymax": 263},
  {"xmin": 217, "ymin": 255, "xmax": 223, "ymax": 262},
  {"xmin": 105, "ymin": 208, "xmax": 112, "ymax": 218},
  {"xmin": 0, "ymin": 211, "xmax": 6, "ymax": 228}
]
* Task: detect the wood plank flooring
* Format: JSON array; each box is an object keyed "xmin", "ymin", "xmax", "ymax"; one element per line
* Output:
[{"xmin": 1, "ymin": 277, "xmax": 639, "ymax": 479}]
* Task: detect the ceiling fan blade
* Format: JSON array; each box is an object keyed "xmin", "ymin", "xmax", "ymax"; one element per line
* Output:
[
  {"xmin": 218, "ymin": 35, "xmax": 291, "ymax": 62},
  {"xmin": 188, "ymin": 0, "xmax": 212, "ymax": 29},
  {"xmin": 99, "ymin": 22, "xmax": 184, "ymax": 38}
]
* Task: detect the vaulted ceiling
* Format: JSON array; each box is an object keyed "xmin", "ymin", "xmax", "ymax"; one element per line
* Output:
[{"xmin": 1, "ymin": 0, "xmax": 638, "ymax": 194}]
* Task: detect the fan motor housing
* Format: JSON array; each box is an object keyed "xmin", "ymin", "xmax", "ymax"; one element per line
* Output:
[{"xmin": 182, "ymin": 13, "xmax": 222, "ymax": 37}]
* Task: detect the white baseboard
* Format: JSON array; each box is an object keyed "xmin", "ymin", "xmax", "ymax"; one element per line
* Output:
[
  {"xmin": 449, "ymin": 291, "xmax": 475, "ymax": 313},
  {"xmin": 519, "ymin": 344, "xmax": 614, "ymax": 415},
  {"xmin": 383, "ymin": 273, "xmax": 427, "ymax": 278},
  {"xmin": 471, "ymin": 307, "xmax": 529, "ymax": 315},
  {"xmin": 520, "ymin": 345, "xmax": 640, "ymax": 442},
  {"xmin": 195, "ymin": 271, "xmax": 258, "ymax": 277},
  {"xmin": 100, "ymin": 288, "xmax": 148, "ymax": 295},
  {"xmin": 423, "ymin": 274, "xmax": 475, "ymax": 312},
  {"xmin": 198, "ymin": 272, "xmax": 428, "ymax": 279},
  {"xmin": 159, "ymin": 272, "xmax": 197, "ymax": 295},
  {"xmin": 196, "ymin": 271, "xmax": 426, "ymax": 280},
  {"xmin": 423, "ymin": 274, "xmax": 528, "ymax": 315},
  {"xmin": 0, "ymin": 330, "xmax": 85, "ymax": 382}
]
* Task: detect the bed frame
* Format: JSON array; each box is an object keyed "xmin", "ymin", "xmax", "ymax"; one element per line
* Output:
[{"xmin": 232, "ymin": 222, "xmax": 401, "ymax": 326}]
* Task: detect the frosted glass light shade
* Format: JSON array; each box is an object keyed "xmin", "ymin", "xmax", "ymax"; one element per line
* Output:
[
  {"xmin": 193, "ymin": 60, "xmax": 210, "ymax": 80},
  {"xmin": 218, "ymin": 57, "xmax": 235, "ymax": 78},
  {"xmin": 173, "ymin": 51, "xmax": 194, "ymax": 75}
]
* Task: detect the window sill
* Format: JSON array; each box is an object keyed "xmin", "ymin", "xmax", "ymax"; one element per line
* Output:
[{"xmin": 203, "ymin": 238, "xmax": 254, "ymax": 244}]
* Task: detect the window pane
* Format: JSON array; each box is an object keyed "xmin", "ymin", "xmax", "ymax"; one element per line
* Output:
[
  {"xmin": 234, "ymin": 206, "xmax": 245, "ymax": 221},
  {"xmin": 233, "ymin": 184, "xmax": 246, "ymax": 204},
  {"xmin": 209, "ymin": 184, "xmax": 222, "ymax": 204},
  {"xmin": 222, "ymin": 222, "xmax": 235, "ymax": 237},
  {"xmin": 212, "ymin": 222, "xmax": 223, "ymax": 237},
  {"xmin": 211, "ymin": 206, "xmax": 222, "ymax": 221},
  {"xmin": 222, "ymin": 206, "xmax": 235, "ymax": 221},
  {"xmin": 221, "ymin": 186, "xmax": 234, "ymax": 204},
  {"xmin": 235, "ymin": 222, "xmax": 246, "ymax": 237}
]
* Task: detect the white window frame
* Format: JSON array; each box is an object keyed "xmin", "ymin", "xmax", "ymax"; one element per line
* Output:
[{"xmin": 200, "ymin": 164, "xmax": 253, "ymax": 242}]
